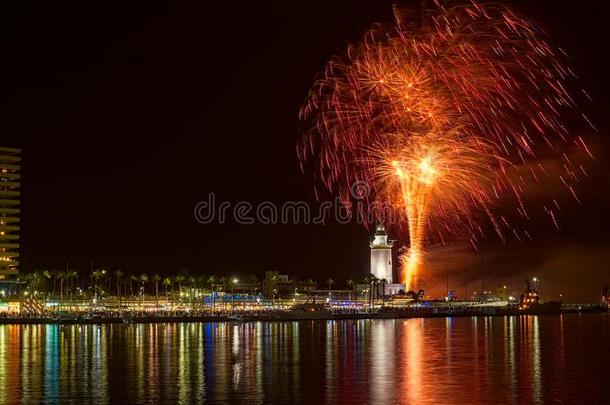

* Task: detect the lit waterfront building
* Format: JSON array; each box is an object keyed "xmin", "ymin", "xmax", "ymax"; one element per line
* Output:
[
  {"xmin": 263, "ymin": 270, "xmax": 316, "ymax": 297},
  {"xmin": 0, "ymin": 147, "xmax": 20, "ymax": 281},
  {"xmin": 370, "ymin": 224, "xmax": 393, "ymax": 282},
  {"xmin": 370, "ymin": 223, "xmax": 404, "ymax": 295}
]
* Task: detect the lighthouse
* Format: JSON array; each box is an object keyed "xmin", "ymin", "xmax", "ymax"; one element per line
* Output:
[{"xmin": 370, "ymin": 223, "xmax": 393, "ymax": 283}]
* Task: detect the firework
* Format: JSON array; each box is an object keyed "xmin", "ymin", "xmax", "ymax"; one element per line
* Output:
[
  {"xmin": 299, "ymin": 1, "xmax": 587, "ymax": 290},
  {"xmin": 368, "ymin": 129, "xmax": 498, "ymax": 289}
]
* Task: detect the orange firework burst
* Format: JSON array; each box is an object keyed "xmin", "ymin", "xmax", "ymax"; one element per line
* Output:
[
  {"xmin": 369, "ymin": 130, "xmax": 498, "ymax": 289},
  {"xmin": 298, "ymin": 1, "xmax": 589, "ymax": 290}
]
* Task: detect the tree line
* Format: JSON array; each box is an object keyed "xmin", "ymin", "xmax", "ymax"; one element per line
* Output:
[{"xmin": 14, "ymin": 269, "xmax": 422, "ymax": 302}]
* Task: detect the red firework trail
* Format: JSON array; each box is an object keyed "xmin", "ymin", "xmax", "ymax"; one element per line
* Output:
[{"xmin": 298, "ymin": 1, "xmax": 591, "ymax": 289}]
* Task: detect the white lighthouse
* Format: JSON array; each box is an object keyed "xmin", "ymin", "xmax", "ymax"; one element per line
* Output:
[{"xmin": 370, "ymin": 223, "xmax": 393, "ymax": 283}]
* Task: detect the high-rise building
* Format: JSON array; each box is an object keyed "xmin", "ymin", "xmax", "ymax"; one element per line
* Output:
[
  {"xmin": 370, "ymin": 223, "xmax": 393, "ymax": 283},
  {"xmin": 0, "ymin": 147, "xmax": 20, "ymax": 280}
]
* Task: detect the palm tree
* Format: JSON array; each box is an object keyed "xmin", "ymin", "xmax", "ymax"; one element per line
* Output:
[
  {"xmin": 370, "ymin": 275, "xmax": 379, "ymax": 305},
  {"xmin": 139, "ymin": 274, "xmax": 148, "ymax": 304},
  {"xmin": 42, "ymin": 269, "xmax": 52, "ymax": 297},
  {"xmin": 25, "ymin": 270, "xmax": 37, "ymax": 295},
  {"xmin": 151, "ymin": 274, "xmax": 161, "ymax": 308},
  {"xmin": 25, "ymin": 271, "xmax": 36, "ymax": 297},
  {"xmin": 70, "ymin": 271, "xmax": 78, "ymax": 292},
  {"xmin": 65, "ymin": 270, "xmax": 78, "ymax": 302},
  {"xmin": 57, "ymin": 271, "xmax": 66, "ymax": 307},
  {"xmin": 361, "ymin": 275, "xmax": 376, "ymax": 312},
  {"xmin": 268, "ymin": 273, "xmax": 278, "ymax": 304},
  {"xmin": 128, "ymin": 273, "xmax": 137, "ymax": 298},
  {"xmin": 162, "ymin": 277, "xmax": 172, "ymax": 305},
  {"xmin": 113, "ymin": 270, "xmax": 124, "ymax": 300},
  {"xmin": 379, "ymin": 278, "xmax": 388, "ymax": 307},
  {"xmin": 173, "ymin": 275, "xmax": 185, "ymax": 297},
  {"xmin": 207, "ymin": 275, "xmax": 217, "ymax": 291},
  {"xmin": 187, "ymin": 276, "xmax": 197, "ymax": 305},
  {"xmin": 326, "ymin": 278, "xmax": 335, "ymax": 290},
  {"xmin": 48, "ymin": 270, "xmax": 58, "ymax": 297},
  {"xmin": 91, "ymin": 269, "xmax": 107, "ymax": 302},
  {"xmin": 195, "ymin": 275, "xmax": 208, "ymax": 308},
  {"xmin": 196, "ymin": 274, "xmax": 207, "ymax": 291},
  {"xmin": 346, "ymin": 278, "xmax": 356, "ymax": 302},
  {"xmin": 162, "ymin": 277, "xmax": 172, "ymax": 293},
  {"xmin": 207, "ymin": 275, "xmax": 217, "ymax": 311},
  {"xmin": 139, "ymin": 273, "xmax": 148, "ymax": 291}
]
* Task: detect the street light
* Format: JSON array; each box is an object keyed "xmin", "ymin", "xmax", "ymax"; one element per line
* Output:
[{"xmin": 231, "ymin": 278, "xmax": 239, "ymax": 311}]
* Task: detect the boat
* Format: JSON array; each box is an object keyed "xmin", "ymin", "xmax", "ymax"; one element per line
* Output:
[
  {"xmin": 278, "ymin": 303, "xmax": 332, "ymax": 320},
  {"xmin": 602, "ymin": 284, "xmax": 610, "ymax": 310},
  {"xmin": 517, "ymin": 280, "xmax": 561, "ymax": 315}
]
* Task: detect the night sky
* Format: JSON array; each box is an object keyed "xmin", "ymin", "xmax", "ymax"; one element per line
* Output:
[{"xmin": 4, "ymin": 1, "xmax": 609, "ymax": 300}]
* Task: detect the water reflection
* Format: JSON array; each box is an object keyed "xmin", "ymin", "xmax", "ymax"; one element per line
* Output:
[
  {"xmin": 0, "ymin": 314, "xmax": 608, "ymax": 403},
  {"xmin": 403, "ymin": 319, "xmax": 424, "ymax": 403},
  {"xmin": 371, "ymin": 320, "xmax": 395, "ymax": 404}
]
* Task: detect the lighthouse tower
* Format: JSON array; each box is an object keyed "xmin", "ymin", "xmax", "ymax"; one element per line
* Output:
[{"xmin": 370, "ymin": 224, "xmax": 393, "ymax": 283}]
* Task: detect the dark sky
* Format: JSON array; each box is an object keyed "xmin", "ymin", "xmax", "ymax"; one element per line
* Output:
[{"xmin": 4, "ymin": 1, "xmax": 609, "ymax": 300}]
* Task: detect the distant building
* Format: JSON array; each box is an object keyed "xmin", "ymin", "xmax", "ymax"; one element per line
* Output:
[
  {"xmin": 0, "ymin": 147, "xmax": 20, "ymax": 279},
  {"xmin": 263, "ymin": 270, "xmax": 316, "ymax": 298}
]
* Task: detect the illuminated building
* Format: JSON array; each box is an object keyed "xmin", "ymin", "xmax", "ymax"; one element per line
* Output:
[
  {"xmin": 370, "ymin": 224, "xmax": 393, "ymax": 282},
  {"xmin": 263, "ymin": 271, "xmax": 316, "ymax": 298},
  {"xmin": 370, "ymin": 224, "xmax": 405, "ymax": 295},
  {"xmin": 0, "ymin": 147, "xmax": 20, "ymax": 280}
]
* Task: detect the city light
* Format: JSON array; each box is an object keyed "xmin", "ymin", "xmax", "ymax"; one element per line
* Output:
[{"xmin": 0, "ymin": 0, "xmax": 606, "ymax": 403}]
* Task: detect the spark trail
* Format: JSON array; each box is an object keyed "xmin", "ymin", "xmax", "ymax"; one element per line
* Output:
[{"xmin": 299, "ymin": 1, "xmax": 588, "ymax": 290}]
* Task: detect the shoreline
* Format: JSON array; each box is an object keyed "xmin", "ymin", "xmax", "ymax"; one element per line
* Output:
[{"xmin": 1, "ymin": 307, "xmax": 607, "ymax": 325}]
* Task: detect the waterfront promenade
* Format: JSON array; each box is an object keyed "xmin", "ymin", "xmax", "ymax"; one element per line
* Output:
[{"xmin": 1, "ymin": 301, "xmax": 606, "ymax": 324}]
